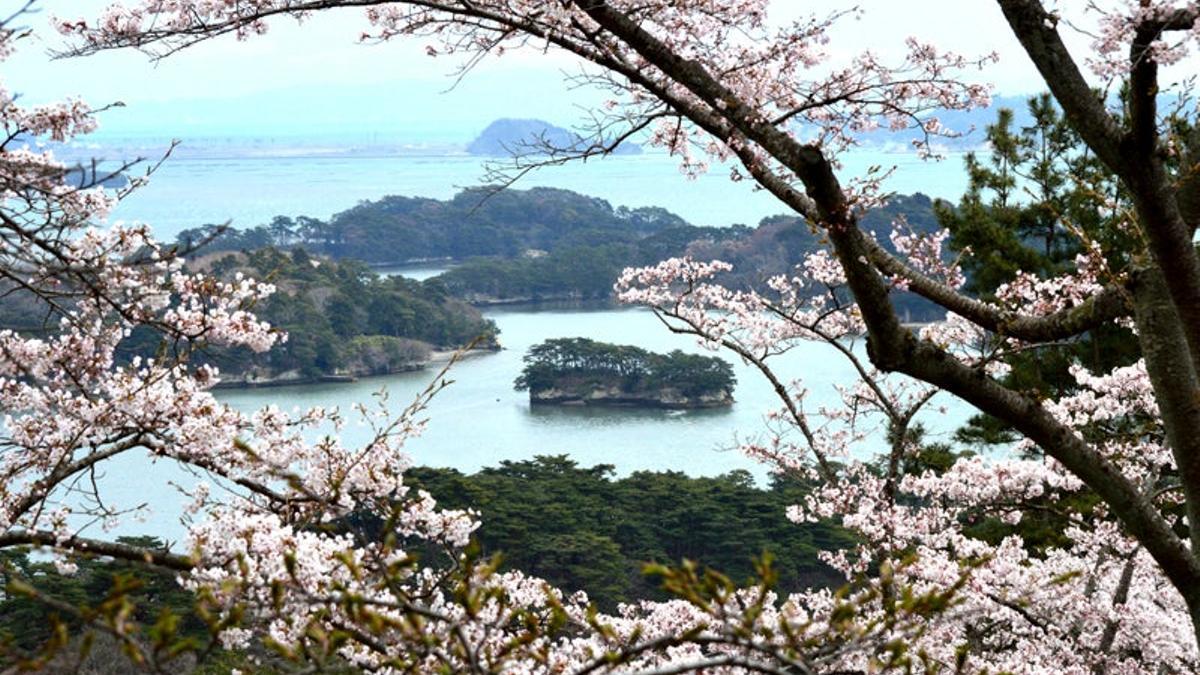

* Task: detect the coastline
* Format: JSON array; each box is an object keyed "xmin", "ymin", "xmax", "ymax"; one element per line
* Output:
[
  {"xmin": 529, "ymin": 389, "xmax": 734, "ymax": 410},
  {"xmin": 212, "ymin": 345, "xmax": 500, "ymax": 390}
]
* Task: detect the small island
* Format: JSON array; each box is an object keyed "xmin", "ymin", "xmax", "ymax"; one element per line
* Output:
[
  {"xmin": 467, "ymin": 118, "xmax": 642, "ymax": 156},
  {"xmin": 515, "ymin": 338, "xmax": 735, "ymax": 409}
]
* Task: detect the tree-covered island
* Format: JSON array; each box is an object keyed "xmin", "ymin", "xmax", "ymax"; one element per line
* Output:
[
  {"xmin": 210, "ymin": 248, "xmax": 499, "ymax": 386},
  {"xmin": 180, "ymin": 187, "xmax": 944, "ymax": 316},
  {"xmin": 514, "ymin": 338, "xmax": 735, "ymax": 408}
]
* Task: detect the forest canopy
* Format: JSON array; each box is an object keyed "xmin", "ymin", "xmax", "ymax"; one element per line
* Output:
[
  {"xmin": 515, "ymin": 338, "xmax": 736, "ymax": 398},
  {"xmin": 179, "ymin": 188, "xmax": 945, "ymax": 317},
  {"xmin": 178, "ymin": 187, "xmax": 690, "ymax": 263}
]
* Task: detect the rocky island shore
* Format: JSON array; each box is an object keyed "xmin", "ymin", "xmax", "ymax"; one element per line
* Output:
[
  {"xmin": 528, "ymin": 382, "xmax": 733, "ymax": 409},
  {"xmin": 212, "ymin": 342, "xmax": 500, "ymax": 389}
]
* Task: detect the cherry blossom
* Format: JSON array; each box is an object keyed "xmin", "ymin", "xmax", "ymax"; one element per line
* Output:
[
  {"xmin": 27, "ymin": 0, "xmax": 1200, "ymax": 671},
  {"xmin": 615, "ymin": 218, "xmax": 1195, "ymax": 671}
]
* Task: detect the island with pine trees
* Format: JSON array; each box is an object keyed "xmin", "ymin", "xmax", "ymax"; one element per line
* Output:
[{"xmin": 514, "ymin": 338, "xmax": 735, "ymax": 409}]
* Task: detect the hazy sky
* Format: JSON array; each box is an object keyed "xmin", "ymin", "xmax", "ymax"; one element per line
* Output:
[{"xmin": 3, "ymin": 1, "xmax": 1178, "ymax": 141}]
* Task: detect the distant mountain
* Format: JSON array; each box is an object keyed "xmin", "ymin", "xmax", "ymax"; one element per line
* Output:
[
  {"xmin": 853, "ymin": 95, "xmax": 1035, "ymax": 150},
  {"xmin": 467, "ymin": 118, "xmax": 642, "ymax": 156}
]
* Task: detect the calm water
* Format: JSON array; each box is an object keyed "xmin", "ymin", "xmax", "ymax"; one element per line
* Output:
[
  {"xmin": 375, "ymin": 264, "xmax": 452, "ymax": 280},
  {"xmin": 91, "ymin": 306, "xmax": 971, "ymax": 546},
  {"xmin": 110, "ymin": 149, "xmax": 974, "ymax": 237},
  {"xmin": 71, "ymin": 146, "xmax": 979, "ymax": 545},
  {"xmin": 219, "ymin": 307, "xmax": 968, "ymax": 476},
  {"xmin": 220, "ymin": 307, "xmax": 772, "ymax": 478}
]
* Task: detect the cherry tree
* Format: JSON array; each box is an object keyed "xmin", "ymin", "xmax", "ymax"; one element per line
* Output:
[
  {"xmin": 0, "ymin": 5, "xmax": 963, "ymax": 673},
  {"xmin": 17, "ymin": 0, "xmax": 1200, "ymax": 671},
  {"xmin": 615, "ymin": 231, "xmax": 1197, "ymax": 672}
]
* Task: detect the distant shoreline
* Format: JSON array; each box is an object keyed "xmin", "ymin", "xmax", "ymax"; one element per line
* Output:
[
  {"xmin": 211, "ymin": 346, "xmax": 499, "ymax": 391},
  {"xmin": 368, "ymin": 258, "xmax": 456, "ymax": 269}
]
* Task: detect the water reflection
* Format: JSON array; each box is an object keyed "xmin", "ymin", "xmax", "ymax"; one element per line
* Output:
[{"xmin": 374, "ymin": 265, "xmax": 450, "ymax": 280}]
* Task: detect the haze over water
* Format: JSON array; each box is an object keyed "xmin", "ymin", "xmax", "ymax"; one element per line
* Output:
[{"xmin": 109, "ymin": 144, "xmax": 975, "ymax": 238}]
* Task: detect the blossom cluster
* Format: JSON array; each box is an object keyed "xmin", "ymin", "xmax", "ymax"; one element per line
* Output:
[
  {"xmin": 616, "ymin": 215, "xmax": 1197, "ymax": 671},
  {"xmin": 38, "ymin": 0, "xmax": 1200, "ymax": 670},
  {"xmin": 1087, "ymin": 1, "xmax": 1200, "ymax": 80},
  {"xmin": 2, "ymin": 22, "xmax": 938, "ymax": 670}
]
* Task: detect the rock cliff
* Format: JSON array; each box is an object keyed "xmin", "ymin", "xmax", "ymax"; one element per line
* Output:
[{"xmin": 528, "ymin": 381, "xmax": 733, "ymax": 409}]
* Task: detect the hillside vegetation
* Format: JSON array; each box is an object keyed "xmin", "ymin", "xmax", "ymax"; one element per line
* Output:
[
  {"xmin": 515, "ymin": 338, "xmax": 736, "ymax": 408},
  {"xmin": 142, "ymin": 248, "xmax": 497, "ymax": 384},
  {"xmin": 180, "ymin": 188, "xmax": 944, "ymax": 317}
]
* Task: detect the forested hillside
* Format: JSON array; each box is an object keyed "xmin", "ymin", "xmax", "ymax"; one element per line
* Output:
[
  {"xmin": 515, "ymin": 338, "xmax": 736, "ymax": 407},
  {"xmin": 180, "ymin": 188, "xmax": 945, "ymax": 317},
  {"xmin": 148, "ymin": 248, "xmax": 495, "ymax": 384},
  {"xmin": 434, "ymin": 225, "xmax": 744, "ymax": 303},
  {"xmin": 394, "ymin": 457, "xmax": 852, "ymax": 610},
  {"xmin": 180, "ymin": 187, "xmax": 689, "ymax": 262}
]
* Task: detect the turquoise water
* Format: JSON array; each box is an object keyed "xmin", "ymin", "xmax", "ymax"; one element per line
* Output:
[{"xmin": 219, "ymin": 306, "xmax": 968, "ymax": 476}]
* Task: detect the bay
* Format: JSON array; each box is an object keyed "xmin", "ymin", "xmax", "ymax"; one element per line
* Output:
[
  {"xmin": 109, "ymin": 148, "xmax": 975, "ymax": 238},
  {"xmin": 67, "ymin": 146, "xmax": 979, "ymax": 546},
  {"xmin": 220, "ymin": 306, "xmax": 969, "ymax": 477},
  {"xmin": 92, "ymin": 304, "xmax": 971, "ymax": 547}
]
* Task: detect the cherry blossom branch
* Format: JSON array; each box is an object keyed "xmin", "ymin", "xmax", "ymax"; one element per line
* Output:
[
  {"xmin": 996, "ymin": 0, "xmax": 1124, "ymax": 169},
  {"xmin": 48, "ymin": 0, "xmax": 1200, "ymax": 668},
  {"xmin": 474, "ymin": 109, "xmax": 672, "ymax": 202},
  {"xmin": 1098, "ymin": 552, "xmax": 1139, "ymax": 655},
  {"xmin": 862, "ymin": 235, "xmax": 1133, "ymax": 342},
  {"xmin": 575, "ymin": 0, "xmax": 1200, "ymax": 626},
  {"xmin": 646, "ymin": 306, "xmax": 834, "ymax": 482},
  {"xmin": 1000, "ymin": 0, "xmax": 1200, "ymax": 384}
]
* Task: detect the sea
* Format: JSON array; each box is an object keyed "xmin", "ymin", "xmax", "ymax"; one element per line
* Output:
[
  {"xmin": 99, "ymin": 140, "xmax": 974, "ymax": 237},
  {"xmin": 70, "ymin": 140, "xmax": 980, "ymax": 544}
]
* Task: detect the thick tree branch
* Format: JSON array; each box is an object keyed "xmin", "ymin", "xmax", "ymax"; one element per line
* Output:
[
  {"xmin": 1123, "ymin": 150, "xmax": 1200, "ymax": 380},
  {"xmin": 1181, "ymin": 124, "xmax": 1200, "ymax": 234},
  {"xmin": 1142, "ymin": 7, "xmax": 1200, "ymax": 32},
  {"xmin": 1000, "ymin": 0, "xmax": 1200, "ymax": 382},
  {"xmin": 995, "ymin": 0, "xmax": 1123, "ymax": 170},
  {"xmin": 564, "ymin": 8, "xmax": 1196, "ymax": 602},
  {"xmin": 0, "ymin": 530, "xmax": 194, "ymax": 571},
  {"xmin": 48, "ymin": 0, "xmax": 1200, "ymax": 663},
  {"xmin": 862, "ymin": 236, "xmax": 1132, "ymax": 342},
  {"xmin": 1130, "ymin": 266, "xmax": 1200, "ymax": 555},
  {"xmin": 1097, "ymin": 552, "xmax": 1138, "ymax": 660},
  {"xmin": 569, "ymin": 0, "xmax": 847, "ymax": 224},
  {"xmin": 1128, "ymin": 24, "xmax": 1160, "ymax": 151}
]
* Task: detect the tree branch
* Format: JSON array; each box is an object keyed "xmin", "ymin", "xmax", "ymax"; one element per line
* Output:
[
  {"xmin": 0, "ymin": 530, "xmax": 194, "ymax": 572},
  {"xmin": 1130, "ymin": 266, "xmax": 1200, "ymax": 556},
  {"xmin": 862, "ymin": 236, "xmax": 1132, "ymax": 342},
  {"xmin": 995, "ymin": 0, "xmax": 1123, "ymax": 169}
]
